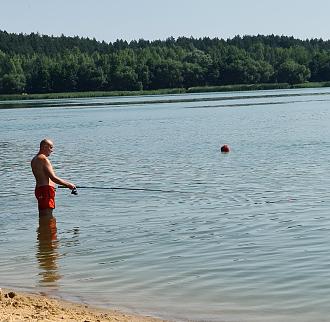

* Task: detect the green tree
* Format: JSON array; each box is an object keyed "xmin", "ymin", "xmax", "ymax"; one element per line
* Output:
[
  {"xmin": 149, "ymin": 60, "xmax": 183, "ymax": 89},
  {"xmin": 50, "ymin": 52, "xmax": 79, "ymax": 91},
  {"xmin": 112, "ymin": 65, "xmax": 142, "ymax": 91},
  {"xmin": 0, "ymin": 53, "xmax": 26, "ymax": 93},
  {"xmin": 309, "ymin": 52, "xmax": 330, "ymax": 81},
  {"xmin": 182, "ymin": 62, "xmax": 205, "ymax": 88},
  {"xmin": 277, "ymin": 59, "xmax": 311, "ymax": 84},
  {"xmin": 25, "ymin": 55, "xmax": 51, "ymax": 93}
]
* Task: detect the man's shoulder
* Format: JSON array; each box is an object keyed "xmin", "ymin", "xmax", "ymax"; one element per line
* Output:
[{"xmin": 32, "ymin": 153, "xmax": 49, "ymax": 165}]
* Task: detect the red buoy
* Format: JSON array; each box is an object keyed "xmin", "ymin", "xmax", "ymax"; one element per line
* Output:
[{"xmin": 221, "ymin": 144, "xmax": 230, "ymax": 153}]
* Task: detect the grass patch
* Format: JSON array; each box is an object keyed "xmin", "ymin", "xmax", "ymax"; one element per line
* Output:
[{"xmin": 0, "ymin": 88, "xmax": 186, "ymax": 101}]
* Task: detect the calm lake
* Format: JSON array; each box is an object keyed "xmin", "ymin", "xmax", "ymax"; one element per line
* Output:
[{"xmin": 1, "ymin": 88, "xmax": 330, "ymax": 321}]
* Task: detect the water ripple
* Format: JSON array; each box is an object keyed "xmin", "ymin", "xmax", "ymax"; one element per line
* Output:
[{"xmin": 2, "ymin": 90, "xmax": 330, "ymax": 321}]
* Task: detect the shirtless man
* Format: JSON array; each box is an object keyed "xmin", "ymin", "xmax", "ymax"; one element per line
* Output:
[{"xmin": 31, "ymin": 138, "xmax": 76, "ymax": 216}]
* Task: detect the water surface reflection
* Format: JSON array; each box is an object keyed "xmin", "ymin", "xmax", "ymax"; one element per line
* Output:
[{"xmin": 36, "ymin": 214, "xmax": 60, "ymax": 288}]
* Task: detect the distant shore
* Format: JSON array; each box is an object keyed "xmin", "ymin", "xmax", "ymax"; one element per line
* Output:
[
  {"xmin": 1, "ymin": 81, "xmax": 330, "ymax": 102},
  {"xmin": 0, "ymin": 288, "xmax": 168, "ymax": 322}
]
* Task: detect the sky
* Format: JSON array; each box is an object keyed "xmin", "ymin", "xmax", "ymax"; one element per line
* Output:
[{"xmin": 1, "ymin": 0, "xmax": 330, "ymax": 43}]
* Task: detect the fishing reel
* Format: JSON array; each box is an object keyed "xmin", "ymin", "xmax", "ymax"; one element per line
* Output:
[{"xmin": 71, "ymin": 187, "xmax": 78, "ymax": 195}]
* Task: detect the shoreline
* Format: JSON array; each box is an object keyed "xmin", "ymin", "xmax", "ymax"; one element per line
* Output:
[
  {"xmin": 0, "ymin": 81, "xmax": 330, "ymax": 102},
  {"xmin": 0, "ymin": 85, "xmax": 330, "ymax": 111},
  {"xmin": 0, "ymin": 288, "xmax": 170, "ymax": 322}
]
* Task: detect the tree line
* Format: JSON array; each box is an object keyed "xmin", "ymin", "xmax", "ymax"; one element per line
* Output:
[{"xmin": 1, "ymin": 30, "xmax": 330, "ymax": 94}]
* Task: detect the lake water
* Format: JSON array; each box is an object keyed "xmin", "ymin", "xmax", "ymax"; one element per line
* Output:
[{"xmin": 1, "ymin": 88, "xmax": 330, "ymax": 321}]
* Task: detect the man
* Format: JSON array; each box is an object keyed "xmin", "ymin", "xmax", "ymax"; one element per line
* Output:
[{"xmin": 31, "ymin": 138, "xmax": 76, "ymax": 216}]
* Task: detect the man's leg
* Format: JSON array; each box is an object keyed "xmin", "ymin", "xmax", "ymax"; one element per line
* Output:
[{"xmin": 39, "ymin": 208, "xmax": 53, "ymax": 216}]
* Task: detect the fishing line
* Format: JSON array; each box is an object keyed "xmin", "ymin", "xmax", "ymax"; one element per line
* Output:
[{"xmin": 58, "ymin": 185, "xmax": 190, "ymax": 195}]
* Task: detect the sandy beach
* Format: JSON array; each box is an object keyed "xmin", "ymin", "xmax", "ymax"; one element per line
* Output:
[{"xmin": 0, "ymin": 288, "xmax": 169, "ymax": 322}]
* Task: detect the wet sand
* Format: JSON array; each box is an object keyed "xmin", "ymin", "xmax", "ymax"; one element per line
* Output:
[{"xmin": 0, "ymin": 288, "xmax": 169, "ymax": 322}]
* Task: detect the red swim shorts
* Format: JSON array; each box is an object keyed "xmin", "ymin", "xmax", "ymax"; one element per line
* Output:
[{"xmin": 35, "ymin": 185, "xmax": 56, "ymax": 210}]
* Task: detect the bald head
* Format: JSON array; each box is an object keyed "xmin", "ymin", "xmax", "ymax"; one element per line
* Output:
[{"xmin": 40, "ymin": 139, "xmax": 53, "ymax": 150}]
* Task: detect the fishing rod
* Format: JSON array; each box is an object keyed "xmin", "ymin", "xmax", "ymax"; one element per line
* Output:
[{"xmin": 58, "ymin": 185, "xmax": 190, "ymax": 195}]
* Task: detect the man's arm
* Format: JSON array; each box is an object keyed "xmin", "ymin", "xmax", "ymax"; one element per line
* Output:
[{"xmin": 44, "ymin": 158, "xmax": 76, "ymax": 189}]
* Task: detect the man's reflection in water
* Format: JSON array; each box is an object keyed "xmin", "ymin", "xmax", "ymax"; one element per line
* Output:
[{"xmin": 36, "ymin": 214, "xmax": 60, "ymax": 288}]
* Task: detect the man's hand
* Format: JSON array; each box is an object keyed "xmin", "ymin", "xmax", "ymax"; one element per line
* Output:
[{"xmin": 67, "ymin": 182, "xmax": 76, "ymax": 190}]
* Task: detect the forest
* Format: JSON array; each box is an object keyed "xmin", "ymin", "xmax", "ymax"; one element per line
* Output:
[{"xmin": 1, "ymin": 30, "xmax": 330, "ymax": 94}]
